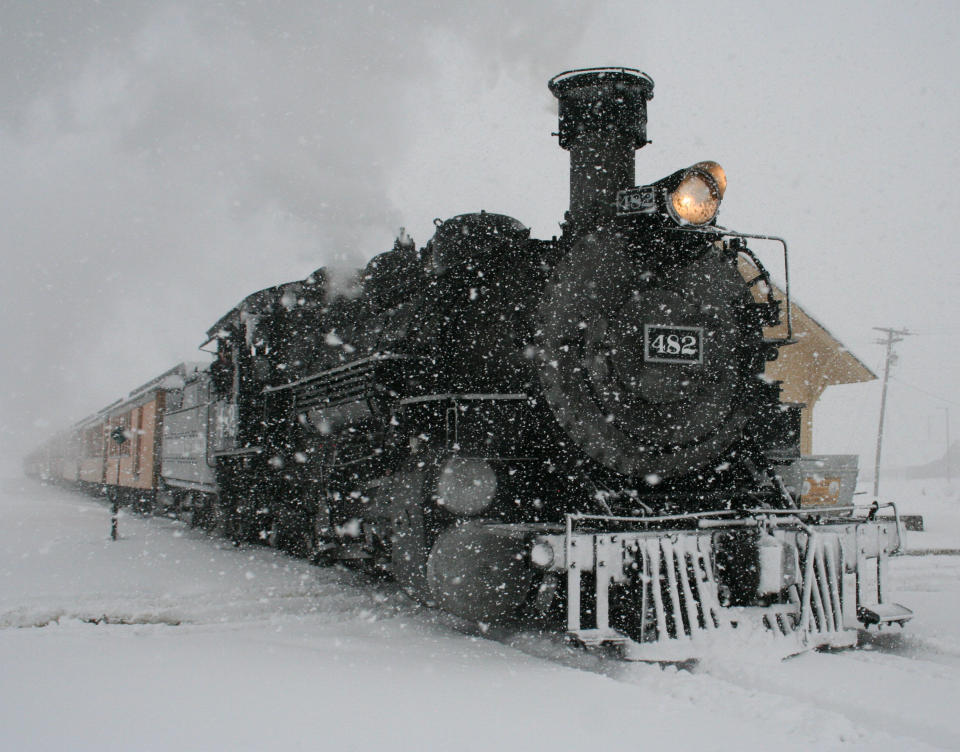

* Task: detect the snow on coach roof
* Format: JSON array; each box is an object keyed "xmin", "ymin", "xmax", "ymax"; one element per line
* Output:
[
  {"xmin": 65, "ymin": 362, "xmax": 209, "ymax": 430},
  {"xmin": 128, "ymin": 361, "xmax": 208, "ymax": 401}
]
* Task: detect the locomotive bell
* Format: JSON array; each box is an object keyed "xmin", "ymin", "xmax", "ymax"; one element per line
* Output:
[{"xmin": 549, "ymin": 67, "xmax": 654, "ymax": 220}]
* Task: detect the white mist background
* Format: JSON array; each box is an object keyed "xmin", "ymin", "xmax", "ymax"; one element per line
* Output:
[{"xmin": 2, "ymin": 0, "xmax": 957, "ymax": 479}]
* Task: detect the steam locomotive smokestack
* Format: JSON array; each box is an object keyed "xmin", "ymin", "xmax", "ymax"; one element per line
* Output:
[{"xmin": 549, "ymin": 68, "xmax": 654, "ymax": 221}]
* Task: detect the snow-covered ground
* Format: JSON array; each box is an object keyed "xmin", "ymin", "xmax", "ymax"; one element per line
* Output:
[
  {"xmin": 2, "ymin": 477, "xmax": 959, "ymax": 751},
  {"xmin": 878, "ymin": 477, "xmax": 960, "ymax": 554}
]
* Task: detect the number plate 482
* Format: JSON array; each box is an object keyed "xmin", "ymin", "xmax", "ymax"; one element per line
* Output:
[{"xmin": 644, "ymin": 325, "xmax": 704, "ymax": 364}]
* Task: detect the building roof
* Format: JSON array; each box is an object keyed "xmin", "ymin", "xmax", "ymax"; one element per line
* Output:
[{"xmin": 738, "ymin": 257, "xmax": 875, "ymax": 403}]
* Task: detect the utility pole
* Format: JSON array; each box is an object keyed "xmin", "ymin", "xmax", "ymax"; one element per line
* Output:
[{"xmin": 872, "ymin": 327, "xmax": 912, "ymax": 498}]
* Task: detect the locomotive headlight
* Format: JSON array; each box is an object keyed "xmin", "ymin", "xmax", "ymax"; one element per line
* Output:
[
  {"xmin": 667, "ymin": 162, "xmax": 725, "ymax": 226},
  {"xmin": 694, "ymin": 160, "xmax": 726, "ymax": 198},
  {"xmin": 436, "ymin": 457, "xmax": 498, "ymax": 517}
]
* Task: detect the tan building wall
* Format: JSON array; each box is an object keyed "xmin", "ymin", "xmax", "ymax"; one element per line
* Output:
[{"xmin": 739, "ymin": 258, "xmax": 875, "ymax": 454}]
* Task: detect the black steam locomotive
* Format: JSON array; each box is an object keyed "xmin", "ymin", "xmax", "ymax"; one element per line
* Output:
[{"xmin": 189, "ymin": 68, "xmax": 909, "ymax": 657}]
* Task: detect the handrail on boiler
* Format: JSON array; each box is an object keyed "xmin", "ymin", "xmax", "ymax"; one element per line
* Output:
[{"xmin": 676, "ymin": 226, "xmax": 793, "ymax": 342}]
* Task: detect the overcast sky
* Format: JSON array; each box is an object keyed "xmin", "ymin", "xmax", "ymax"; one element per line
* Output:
[{"xmin": 2, "ymin": 0, "xmax": 958, "ymax": 479}]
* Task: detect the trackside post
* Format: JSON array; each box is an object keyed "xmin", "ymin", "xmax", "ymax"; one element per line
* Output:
[{"xmin": 110, "ymin": 426, "xmax": 127, "ymax": 540}]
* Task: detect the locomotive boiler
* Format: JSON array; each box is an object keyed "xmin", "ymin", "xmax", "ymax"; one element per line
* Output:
[{"xmin": 202, "ymin": 68, "xmax": 910, "ymax": 658}]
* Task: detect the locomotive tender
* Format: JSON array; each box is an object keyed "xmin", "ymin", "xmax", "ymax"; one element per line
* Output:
[{"xmin": 29, "ymin": 68, "xmax": 911, "ymax": 658}]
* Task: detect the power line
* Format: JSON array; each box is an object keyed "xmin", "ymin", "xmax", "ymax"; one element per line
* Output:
[{"xmin": 889, "ymin": 376, "xmax": 960, "ymax": 407}]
